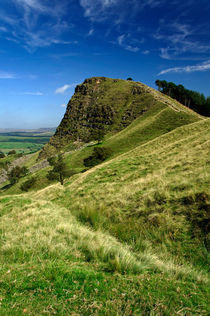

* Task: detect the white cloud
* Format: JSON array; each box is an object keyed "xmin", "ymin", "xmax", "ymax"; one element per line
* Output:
[
  {"xmin": 60, "ymin": 103, "xmax": 67, "ymax": 108},
  {"xmin": 0, "ymin": 71, "xmax": 16, "ymax": 79},
  {"xmin": 158, "ymin": 60, "xmax": 210, "ymax": 75},
  {"xmin": 55, "ymin": 83, "xmax": 77, "ymax": 94}
]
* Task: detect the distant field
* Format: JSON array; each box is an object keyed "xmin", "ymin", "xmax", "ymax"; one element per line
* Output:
[{"xmin": 0, "ymin": 133, "xmax": 53, "ymax": 154}]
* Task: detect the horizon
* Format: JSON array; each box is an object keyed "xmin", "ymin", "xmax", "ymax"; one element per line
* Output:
[{"xmin": 0, "ymin": 0, "xmax": 210, "ymax": 128}]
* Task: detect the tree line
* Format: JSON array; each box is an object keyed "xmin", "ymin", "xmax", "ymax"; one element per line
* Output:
[{"xmin": 155, "ymin": 80, "xmax": 210, "ymax": 116}]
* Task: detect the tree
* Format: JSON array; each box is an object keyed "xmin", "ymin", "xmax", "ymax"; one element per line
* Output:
[
  {"xmin": 91, "ymin": 123, "xmax": 106, "ymax": 144},
  {"xmin": 8, "ymin": 166, "xmax": 29, "ymax": 185},
  {"xmin": 127, "ymin": 77, "xmax": 133, "ymax": 81},
  {"xmin": 155, "ymin": 79, "xmax": 210, "ymax": 117},
  {"xmin": 47, "ymin": 154, "xmax": 74, "ymax": 185},
  {"xmin": 155, "ymin": 79, "xmax": 162, "ymax": 91}
]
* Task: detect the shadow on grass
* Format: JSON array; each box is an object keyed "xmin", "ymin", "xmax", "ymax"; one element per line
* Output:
[{"xmin": 1, "ymin": 183, "xmax": 13, "ymax": 191}]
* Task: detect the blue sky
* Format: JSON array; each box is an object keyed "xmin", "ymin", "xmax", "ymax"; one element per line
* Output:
[{"xmin": 0, "ymin": 0, "xmax": 210, "ymax": 128}]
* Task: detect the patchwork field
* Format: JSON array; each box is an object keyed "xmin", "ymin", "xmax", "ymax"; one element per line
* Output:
[{"xmin": 0, "ymin": 130, "xmax": 55, "ymax": 154}]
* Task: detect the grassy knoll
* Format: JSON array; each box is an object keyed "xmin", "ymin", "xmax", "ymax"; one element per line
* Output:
[{"xmin": 0, "ymin": 118, "xmax": 209, "ymax": 314}]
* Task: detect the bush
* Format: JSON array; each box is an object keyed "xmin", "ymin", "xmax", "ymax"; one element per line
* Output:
[
  {"xmin": 84, "ymin": 147, "xmax": 112, "ymax": 167},
  {"xmin": 16, "ymin": 153, "xmax": 23, "ymax": 158},
  {"xmin": 0, "ymin": 152, "xmax": 5, "ymax": 158},
  {"xmin": 8, "ymin": 166, "xmax": 29, "ymax": 185},
  {"xmin": 7, "ymin": 150, "xmax": 16, "ymax": 155},
  {"xmin": 21, "ymin": 177, "xmax": 36, "ymax": 192}
]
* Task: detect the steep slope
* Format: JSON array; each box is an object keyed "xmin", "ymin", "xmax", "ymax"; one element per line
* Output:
[
  {"xmin": 40, "ymin": 77, "xmax": 202, "ymax": 158},
  {"xmin": 0, "ymin": 118, "xmax": 209, "ymax": 314}
]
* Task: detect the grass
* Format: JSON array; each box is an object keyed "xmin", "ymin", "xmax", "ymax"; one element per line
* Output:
[{"xmin": 0, "ymin": 117, "xmax": 209, "ymax": 314}]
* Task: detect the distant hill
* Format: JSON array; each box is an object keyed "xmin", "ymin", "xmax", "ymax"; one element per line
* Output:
[
  {"xmin": 0, "ymin": 128, "xmax": 56, "ymax": 134},
  {"xmin": 39, "ymin": 77, "xmax": 202, "ymax": 158}
]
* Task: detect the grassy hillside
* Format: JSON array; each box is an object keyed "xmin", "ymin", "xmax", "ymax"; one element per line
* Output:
[
  {"xmin": 40, "ymin": 77, "xmax": 202, "ymax": 159},
  {"xmin": 0, "ymin": 118, "xmax": 209, "ymax": 315}
]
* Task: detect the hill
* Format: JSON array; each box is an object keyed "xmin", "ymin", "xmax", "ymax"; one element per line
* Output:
[
  {"xmin": 39, "ymin": 77, "xmax": 202, "ymax": 158},
  {"xmin": 0, "ymin": 78, "xmax": 209, "ymax": 314}
]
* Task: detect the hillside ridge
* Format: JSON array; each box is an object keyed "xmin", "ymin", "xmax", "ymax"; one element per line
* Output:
[{"xmin": 39, "ymin": 77, "xmax": 202, "ymax": 159}]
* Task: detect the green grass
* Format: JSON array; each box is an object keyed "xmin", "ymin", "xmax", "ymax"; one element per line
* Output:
[{"xmin": 0, "ymin": 117, "xmax": 209, "ymax": 314}]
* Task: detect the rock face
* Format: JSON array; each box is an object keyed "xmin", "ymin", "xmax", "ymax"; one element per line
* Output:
[{"xmin": 39, "ymin": 77, "xmax": 156, "ymax": 158}]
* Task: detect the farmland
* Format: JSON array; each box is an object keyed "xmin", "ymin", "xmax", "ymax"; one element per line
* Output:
[{"xmin": 0, "ymin": 129, "xmax": 55, "ymax": 154}]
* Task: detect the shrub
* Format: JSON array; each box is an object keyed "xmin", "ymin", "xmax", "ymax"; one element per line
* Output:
[
  {"xmin": 8, "ymin": 166, "xmax": 29, "ymax": 184},
  {"xmin": 16, "ymin": 153, "xmax": 23, "ymax": 158},
  {"xmin": 21, "ymin": 177, "xmax": 36, "ymax": 192},
  {"xmin": 0, "ymin": 152, "xmax": 5, "ymax": 158},
  {"xmin": 7, "ymin": 150, "xmax": 16, "ymax": 155},
  {"xmin": 84, "ymin": 147, "xmax": 112, "ymax": 167}
]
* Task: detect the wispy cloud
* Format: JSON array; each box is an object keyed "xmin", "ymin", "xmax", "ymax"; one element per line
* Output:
[
  {"xmin": 79, "ymin": 1, "xmax": 157, "ymax": 52},
  {"xmin": 158, "ymin": 60, "xmax": 210, "ymax": 75},
  {"xmin": 156, "ymin": 22, "xmax": 210, "ymax": 59},
  {"xmin": 0, "ymin": 0, "xmax": 75, "ymax": 51},
  {"xmin": 87, "ymin": 28, "xmax": 94, "ymax": 36},
  {"xmin": 55, "ymin": 83, "xmax": 77, "ymax": 94},
  {"xmin": 49, "ymin": 52, "xmax": 80, "ymax": 59},
  {"xmin": 20, "ymin": 91, "xmax": 44, "ymax": 95},
  {"xmin": 142, "ymin": 50, "xmax": 150, "ymax": 55},
  {"xmin": 60, "ymin": 103, "xmax": 67, "ymax": 108},
  {"xmin": 0, "ymin": 71, "xmax": 17, "ymax": 79},
  {"xmin": 117, "ymin": 34, "xmax": 141, "ymax": 52},
  {"xmin": 80, "ymin": 0, "xmax": 164, "ymax": 22},
  {"xmin": 80, "ymin": 0, "xmax": 119, "ymax": 22},
  {"xmin": 0, "ymin": 26, "xmax": 7, "ymax": 32}
]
